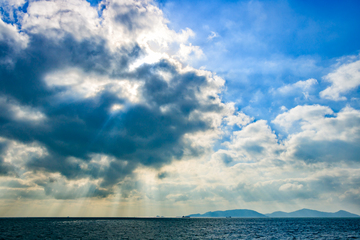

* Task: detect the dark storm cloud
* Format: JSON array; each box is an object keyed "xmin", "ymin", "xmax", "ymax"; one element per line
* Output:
[
  {"xmin": 0, "ymin": 34, "xmax": 113, "ymax": 106},
  {"xmin": 0, "ymin": 14, "xmax": 224, "ymax": 193}
]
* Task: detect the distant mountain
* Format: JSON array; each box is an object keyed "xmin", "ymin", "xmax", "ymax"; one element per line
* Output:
[
  {"xmin": 266, "ymin": 209, "xmax": 359, "ymax": 218},
  {"xmin": 188, "ymin": 209, "xmax": 267, "ymax": 218},
  {"xmin": 187, "ymin": 208, "xmax": 360, "ymax": 218}
]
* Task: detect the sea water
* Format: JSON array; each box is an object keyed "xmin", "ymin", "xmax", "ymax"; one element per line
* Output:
[{"xmin": 1, "ymin": 218, "xmax": 359, "ymax": 239}]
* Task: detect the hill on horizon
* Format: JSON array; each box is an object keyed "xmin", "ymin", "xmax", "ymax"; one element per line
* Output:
[
  {"xmin": 188, "ymin": 209, "xmax": 267, "ymax": 218},
  {"xmin": 188, "ymin": 208, "xmax": 359, "ymax": 218},
  {"xmin": 265, "ymin": 208, "xmax": 359, "ymax": 218}
]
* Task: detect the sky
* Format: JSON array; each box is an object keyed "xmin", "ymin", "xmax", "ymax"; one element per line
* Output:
[{"xmin": 0, "ymin": 0, "xmax": 359, "ymax": 217}]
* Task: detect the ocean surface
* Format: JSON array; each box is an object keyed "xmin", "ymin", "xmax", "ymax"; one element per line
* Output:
[{"xmin": 0, "ymin": 218, "xmax": 359, "ymax": 239}]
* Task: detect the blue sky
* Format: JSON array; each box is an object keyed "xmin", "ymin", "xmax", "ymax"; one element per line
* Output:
[
  {"xmin": 158, "ymin": 0, "xmax": 360, "ymax": 115},
  {"xmin": 0, "ymin": 0, "xmax": 359, "ymax": 217}
]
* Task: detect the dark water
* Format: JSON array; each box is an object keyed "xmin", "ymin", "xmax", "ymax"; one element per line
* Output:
[{"xmin": 1, "ymin": 218, "xmax": 359, "ymax": 239}]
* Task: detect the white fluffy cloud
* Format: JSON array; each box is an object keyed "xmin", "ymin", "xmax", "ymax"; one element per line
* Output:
[
  {"xmin": 224, "ymin": 111, "xmax": 253, "ymax": 127},
  {"xmin": 272, "ymin": 104, "xmax": 334, "ymax": 132},
  {"xmin": 224, "ymin": 120, "xmax": 283, "ymax": 162},
  {"xmin": 277, "ymin": 78, "xmax": 318, "ymax": 96},
  {"xmin": 320, "ymin": 59, "xmax": 360, "ymax": 101},
  {"xmin": 279, "ymin": 105, "xmax": 360, "ymax": 163},
  {"xmin": 273, "ymin": 105, "xmax": 360, "ymax": 143}
]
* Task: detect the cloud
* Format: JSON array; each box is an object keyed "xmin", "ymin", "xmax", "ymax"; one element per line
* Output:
[
  {"xmin": 207, "ymin": 31, "xmax": 218, "ymax": 40},
  {"xmin": 274, "ymin": 105, "xmax": 360, "ymax": 163},
  {"xmin": 277, "ymin": 78, "xmax": 318, "ymax": 99},
  {"xmin": 141, "ymin": 153, "xmax": 359, "ymax": 206},
  {"xmin": 272, "ymin": 104, "xmax": 334, "ymax": 132},
  {"xmin": 320, "ymin": 59, "xmax": 360, "ymax": 101},
  {"xmin": 234, "ymin": 180, "xmax": 317, "ymax": 202},
  {"xmin": 0, "ymin": 145, "xmax": 14, "ymax": 176},
  {"xmin": 40, "ymin": 176, "xmax": 112, "ymax": 199},
  {"xmin": 224, "ymin": 120, "xmax": 283, "ymax": 162},
  {"xmin": 0, "ymin": 97, "xmax": 46, "ymax": 123},
  {"xmin": 233, "ymin": 170, "xmax": 360, "ymax": 203},
  {"xmin": 342, "ymin": 189, "xmax": 360, "ymax": 206},
  {"xmin": 223, "ymin": 111, "xmax": 253, "ymax": 127},
  {"xmin": 0, "ymin": 0, "xmax": 233, "ymax": 198},
  {"xmin": 172, "ymin": 104, "xmax": 360, "ymax": 205},
  {"xmin": 134, "ymin": 103, "xmax": 358, "ymax": 205}
]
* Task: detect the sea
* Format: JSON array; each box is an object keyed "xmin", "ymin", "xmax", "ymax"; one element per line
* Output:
[{"xmin": 0, "ymin": 218, "xmax": 359, "ymax": 239}]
